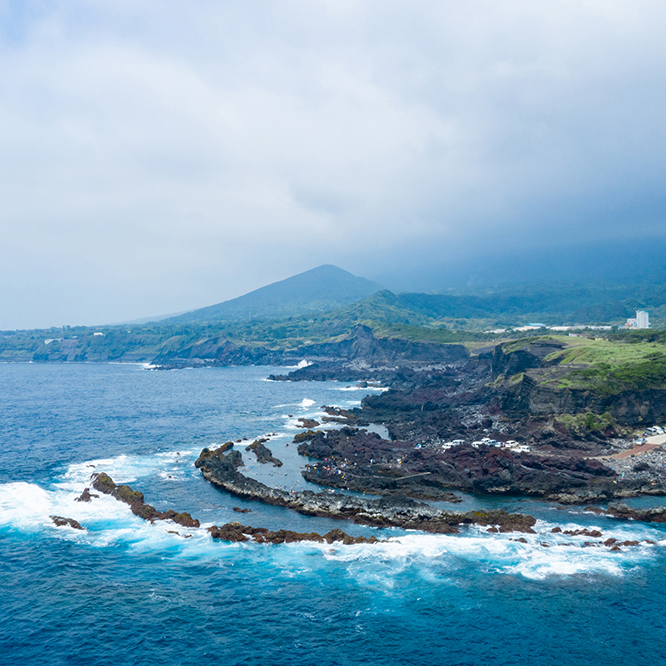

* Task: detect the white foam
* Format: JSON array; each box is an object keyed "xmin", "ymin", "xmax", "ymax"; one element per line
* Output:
[
  {"xmin": 58, "ymin": 449, "xmax": 196, "ymax": 490},
  {"xmin": 2, "ymin": 447, "xmax": 664, "ymax": 581},
  {"xmin": 0, "ymin": 480, "xmax": 133, "ymax": 533},
  {"xmin": 0, "ymin": 477, "xmax": 205, "ymax": 555},
  {"xmin": 312, "ymin": 523, "xmax": 662, "ymax": 581},
  {"xmin": 300, "ymin": 399, "xmax": 316, "ymax": 408},
  {"xmin": 0, "ymin": 482, "xmax": 53, "ymax": 528},
  {"xmin": 337, "ymin": 386, "xmax": 389, "ymax": 392}
]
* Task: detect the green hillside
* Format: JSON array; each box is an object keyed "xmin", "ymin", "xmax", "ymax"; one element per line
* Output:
[{"xmin": 163, "ymin": 265, "xmax": 383, "ymax": 324}]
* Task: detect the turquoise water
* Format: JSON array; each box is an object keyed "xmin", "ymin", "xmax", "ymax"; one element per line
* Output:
[{"xmin": 1, "ymin": 363, "xmax": 665, "ymax": 665}]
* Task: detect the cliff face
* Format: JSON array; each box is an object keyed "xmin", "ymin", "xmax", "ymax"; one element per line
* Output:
[
  {"xmin": 153, "ymin": 325, "xmax": 470, "ymax": 370},
  {"xmin": 610, "ymin": 389, "xmax": 666, "ymax": 425},
  {"xmin": 492, "ymin": 339, "xmax": 565, "ymax": 375},
  {"xmin": 496, "ymin": 340, "xmax": 666, "ymax": 425},
  {"xmin": 502, "ymin": 371, "xmax": 604, "ymax": 415}
]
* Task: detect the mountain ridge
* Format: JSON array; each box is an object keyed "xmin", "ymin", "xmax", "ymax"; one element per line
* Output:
[{"xmin": 162, "ymin": 264, "xmax": 384, "ymax": 324}]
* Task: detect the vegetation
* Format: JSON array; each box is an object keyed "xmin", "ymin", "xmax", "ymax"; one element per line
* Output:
[
  {"xmin": 2, "ymin": 278, "xmax": 666, "ymax": 370},
  {"xmin": 556, "ymin": 411, "xmax": 617, "ymax": 434},
  {"xmin": 516, "ymin": 336, "xmax": 666, "ymax": 395},
  {"xmin": 566, "ymin": 355, "xmax": 666, "ymax": 395}
]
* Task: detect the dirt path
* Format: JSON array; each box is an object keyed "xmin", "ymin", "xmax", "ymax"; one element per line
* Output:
[
  {"xmin": 610, "ymin": 442, "xmax": 661, "ymax": 460},
  {"xmin": 607, "ymin": 434, "xmax": 666, "ymax": 460}
]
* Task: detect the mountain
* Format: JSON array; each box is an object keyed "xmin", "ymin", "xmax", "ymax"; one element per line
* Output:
[
  {"xmin": 358, "ymin": 283, "xmax": 666, "ymax": 325},
  {"xmin": 163, "ymin": 265, "xmax": 384, "ymax": 324}
]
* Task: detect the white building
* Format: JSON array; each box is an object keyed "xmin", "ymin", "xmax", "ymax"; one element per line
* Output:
[
  {"xmin": 636, "ymin": 310, "xmax": 650, "ymax": 329},
  {"xmin": 624, "ymin": 310, "xmax": 650, "ymax": 329}
]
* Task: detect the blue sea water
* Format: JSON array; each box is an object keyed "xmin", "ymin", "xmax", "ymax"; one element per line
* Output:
[{"xmin": 1, "ymin": 362, "xmax": 666, "ymax": 666}]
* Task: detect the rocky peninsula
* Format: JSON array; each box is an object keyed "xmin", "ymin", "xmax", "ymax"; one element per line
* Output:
[{"xmin": 195, "ymin": 444, "xmax": 538, "ymax": 534}]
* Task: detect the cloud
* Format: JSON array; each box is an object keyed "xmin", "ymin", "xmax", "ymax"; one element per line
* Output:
[{"xmin": 1, "ymin": 0, "xmax": 666, "ymax": 327}]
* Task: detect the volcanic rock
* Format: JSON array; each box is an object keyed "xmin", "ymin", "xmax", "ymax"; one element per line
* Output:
[
  {"xmin": 51, "ymin": 515, "xmax": 84, "ymax": 530},
  {"xmin": 245, "ymin": 439, "xmax": 283, "ymax": 467},
  {"xmin": 195, "ymin": 445, "xmax": 537, "ymax": 534},
  {"xmin": 74, "ymin": 488, "xmax": 98, "ymax": 502},
  {"xmin": 208, "ymin": 522, "xmax": 380, "ymax": 545},
  {"xmin": 90, "ymin": 472, "xmax": 200, "ymax": 528}
]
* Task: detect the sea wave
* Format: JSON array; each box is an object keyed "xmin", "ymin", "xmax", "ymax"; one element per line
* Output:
[
  {"xmin": 1, "ymin": 471, "xmax": 663, "ymax": 581},
  {"xmin": 57, "ymin": 449, "xmax": 197, "ymax": 490}
]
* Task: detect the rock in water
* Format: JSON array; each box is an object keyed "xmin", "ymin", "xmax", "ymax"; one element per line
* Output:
[
  {"xmin": 208, "ymin": 522, "xmax": 381, "ymax": 545},
  {"xmin": 51, "ymin": 516, "xmax": 84, "ymax": 530},
  {"xmin": 245, "ymin": 439, "xmax": 283, "ymax": 467},
  {"xmin": 74, "ymin": 487, "xmax": 98, "ymax": 502},
  {"xmin": 296, "ymin": 418, "xmax": 320, "ymax": 429},
  {"xmin": 90, "ymin": 472, "xmax": 200, "ymax": 528}
]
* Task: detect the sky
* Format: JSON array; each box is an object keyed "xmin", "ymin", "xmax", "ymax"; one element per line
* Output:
[{"xmin": 2, "ymin": 0, "xmax": 666, "ymax": 329}]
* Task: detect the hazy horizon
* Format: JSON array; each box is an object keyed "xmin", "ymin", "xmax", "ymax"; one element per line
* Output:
[{"xmin": 2, "ymin": 1, "xmax": 666, "ymax": 329}]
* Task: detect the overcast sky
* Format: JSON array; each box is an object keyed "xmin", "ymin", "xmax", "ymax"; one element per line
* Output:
[{"xmin": 2, "ymin": 0, "xmax": 666, "ymax": 328}]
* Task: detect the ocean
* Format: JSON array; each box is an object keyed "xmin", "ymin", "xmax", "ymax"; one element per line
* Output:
[{"xmin": 1, "ymin": 362, "xmax": 665, "ymax": 666}]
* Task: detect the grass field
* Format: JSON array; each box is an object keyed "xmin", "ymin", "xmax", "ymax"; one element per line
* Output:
[{"xmin": 523, "ymin": 336, "xmax": 666, "ymax": 394}]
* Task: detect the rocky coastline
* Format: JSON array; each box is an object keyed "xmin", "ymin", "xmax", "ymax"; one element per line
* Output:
[
  {"xmin": 266, "ymin": 333, "xmax": 666, "ymax": 504},
  {"xmin": 195, "ymin": 444, "xmax": 538, "ymax": 534},
  {"xmin": 294, "ymin": 426, "xmax": 659, "ymax": 504}
]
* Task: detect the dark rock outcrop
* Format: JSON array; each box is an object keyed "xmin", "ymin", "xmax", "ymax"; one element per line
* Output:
[
  {"xmin": 51, "ymin": 515, "xmax": 84, "ymax": 530},
  {"xmin": 606, "ymin": 503, "xmax": 666, "ymax": 524},
  {"xmin": 74, "ymin": 487, "xmax": 98, "ymax": 502},
  {"xmin": 208, "ymin": 522, "xmax": 381, "ymax": 544},
  {"xmin": 297, "ymin": 418, "xmax": 321, "ymax": 429},
  {"xmin": 90, "ymin": 473, "xmax": 200, "ymax": 528},
  {"xmin": 245, "ymin": 439, "xmax": 283, "ymax": 467},
  {"xmin": 195, "ymin": 445, "xmax": 537, "ymax": 534}
]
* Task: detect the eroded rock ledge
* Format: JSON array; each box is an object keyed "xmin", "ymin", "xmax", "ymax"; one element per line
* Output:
[
  {"xmin": 245, "ymin": 439, "xmax": 283, "ymax": 467},
  {"xmin": 195, "ymin": 445, "xmax": 537, "ymax": 534},
  {"xmin": 208, "ymin": 523, "xmax": 381, "ymax": 544},
  {"xmin": 91, "ymin": 472, "xmax": 200, "ymax": 528},
  {"xmin": 585, "ymin": 503, "xmax": 666, "ymax": 524}
]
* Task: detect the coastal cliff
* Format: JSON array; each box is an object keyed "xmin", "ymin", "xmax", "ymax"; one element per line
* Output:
[{"xmin": 496, "ymin": 339, "xmax": 666, "ymax": 425}]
